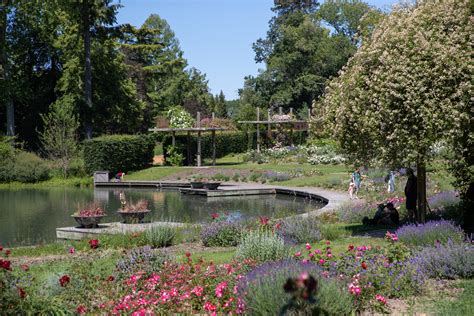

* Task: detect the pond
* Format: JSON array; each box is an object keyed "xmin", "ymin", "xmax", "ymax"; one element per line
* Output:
[{"xmin": 0, "ymin": 187, "xmax": 324, "ymax": 247}]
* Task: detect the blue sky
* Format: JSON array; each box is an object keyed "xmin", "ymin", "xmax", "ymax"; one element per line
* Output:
[{"xmin": 117, "ymin": 0, "xmax": 397, "ymax": 99}]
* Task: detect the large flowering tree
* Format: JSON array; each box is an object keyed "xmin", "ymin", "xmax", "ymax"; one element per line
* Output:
[{"xmin": 322, "ymin": 0, "xmax": 472, "ymax": 222}]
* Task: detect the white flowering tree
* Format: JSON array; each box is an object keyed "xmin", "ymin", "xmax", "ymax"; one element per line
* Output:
[{"xmin": 322, "ymin": 0, "xmax": 472, "ymax": 222}]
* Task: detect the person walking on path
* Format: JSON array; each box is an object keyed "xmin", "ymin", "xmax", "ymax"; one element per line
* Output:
[
  {"xmin": 351, "ymin": 168, "xmax": 362, "ymax": 198},
  {"xmin": 387, "ymin": 171, "xmax": 396, "ymax": 193},
  {"xmin": 404, "ymin": 168, "xmax": 417, "ymax": 222}
]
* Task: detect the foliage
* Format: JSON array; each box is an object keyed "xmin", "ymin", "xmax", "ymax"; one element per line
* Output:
[
  {"xmin": 237, "ymin": 260, "xmax": 355, "ymax": 316},
  {"xmin": 413, "ymin": 240, "xmax": 474, "ymax": 279},
  {"xmin": 39, "ymin": 96, "xmax": 80, "ymax": 177},
  {"xmin": 144, "ymin": 225, "xmax": 177, "ymax": 248},
  {"xmin": 9, "ymin": 152, "xmax": 50, "ymax": 183},
  {"xmin": 201, "ymin": 221, "xmax": 242, "ymax": 247},
  {"xmin": 166, "ymin": 105, "xmax": 195, "ymax": 128},
  {"xmin": 277, "ymin": 216, "xmax": 321, "ymax": 244},
  {"xmin": 165, "ymin": 145, "xmax": 184, "ymax": 166},
  {"xmin": 395, "ymin": 220, "xmax": 465, "ymax": 247},
  {"xmin": 115, "ymin": 246, "xmax": 171, "ymax": 279},
  {"xmin": 236, "ymin": 230, "xmax": 290, "ymax": 263},
  {"xmin": 83, "ymin": 134, "xmax": 154, "ymax": 174}
]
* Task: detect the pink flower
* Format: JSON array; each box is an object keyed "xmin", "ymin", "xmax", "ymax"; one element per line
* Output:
[
  {"xmin": 326, "ymin": 253, "xmax": 332, "ymax": 258},
  {"xmin": 211, "ymin": 213, "xmax": 220, "ymax": 220},
  {"xmin": 160, "ymin": 291, "xmax": 171, "ymax": 303},
  {"xmin": 191, "ymin": 286, "xmax": 204, "ymax": 297},
  {"xmin": 294, "ymin": 251, "xmax": 302, "ymax": 257},
  {"xmin": 302, "ymin": 259, "xmax": 309, "ymax": 264},
  {"xmin": 259, "ymin": 216, "xmax": 269, "ymax": 225},
  {"xmin": 308, "ymin": 253, "xmax": 314, "ymax": 258},
  {"xmin": 20, "ymin": 264, "xmax": 29, "ymax": 271},
  {"xmin": 88, "ymin": 239, "xmax": 99, "ymax": 249},
  {"xmin": 319, "ymin": 259, "xmax": 325, "ymax": 265},
  {"xmin": 325, "ymin": 241, "xmax": 330, "ymax": 245},
  {"xmin": 204, "ymin": 301, "xmax": 217, "ymax": 312},
  {"xmin": 69, "ymin": 247, "xmax": 75, "ymax": 254},
  {"xmin": 215, "ymin": 281, "xmax": 228, "ymax": 298},
  {"xmin": 76, "ymin": 306, "xmax": 87, "ymax": 314},
  {"xmin": 376, "ymin": 294, "xmax": 387, "ymax": 304},
  {"xmin": 314, "ymin": 249, "xmax": 322, "ymax": 254},
  {"xmin": 305, "ymin": 243, "xmax": 311, "ymax": 250}
]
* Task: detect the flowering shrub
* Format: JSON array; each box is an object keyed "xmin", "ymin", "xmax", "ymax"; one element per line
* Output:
[
  {"xmin": 110, "ymin": 257, "xmax": 256, "ymax": 314},
  {"xmin": 166, "ymin": 106, "xmax": 194, "ymax": 128},
  {"xmin": 277, "ymin": 216, "xmax": 321, "ymax": 244},
  {"xmin": 236, "ymin": 230, "xmax": 290, "ymax": 263},
  {"xmin": 237, "ymin": 260, "xmax": 354, "ymax": 315},
  {"xmin": 144, "ymin": 225, "xmax": 176, "ymax": 248},
  {"xmin": 395, "ymin": 220, "xmax": 464, "ymax": 247},
  {"xmin": 413, "ymin": 240, "xmax": 474, "ymax": 279},
  {"xmin": 201, "ymin": 221, "xmax": 242, "ymax": 247}
]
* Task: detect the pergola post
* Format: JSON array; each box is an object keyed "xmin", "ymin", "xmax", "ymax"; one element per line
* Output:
[
  {"xmin": 290, "ymin": 107, "xmax": 294, "ymax": 146},
  {"xmin": 197, "ymin": 112, "xmax": 201, "ymax": 167},
  {"xmin": 256, "ymin": 107, "xmax": 260, "ymax": 152},
  {"xmin": 172, "ymin": 131, "xmax": 176, "ymax": 147},
  {"xmin": 212, "ymin": 129, "xmax": 216, "ymax": 166},
  {"xmin": 267, "ymin": 108, "xmax": 271, "ymax": 143},
  {"xmin": 186, "ymin": 131, "xmax": 191, "ymax": 165}
]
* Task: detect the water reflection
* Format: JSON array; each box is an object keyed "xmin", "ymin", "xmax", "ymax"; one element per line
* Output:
[{"xmin": 0, "ymin": 187, "xmax": 324, "ymax": 247}]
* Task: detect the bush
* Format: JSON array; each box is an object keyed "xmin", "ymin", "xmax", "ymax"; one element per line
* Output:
[
  {"xmin": 413, "ymin": 240, "xmax": 474, "ymax": 279},
  {"xmin": 68, "ymin": 157, "xmax": 87, "ymax": 177},
  {"xmin": 395, "ymin": 220, "xmax": 464, "ymax": 247},
  {"xmin": 83, "ymin": 134, "xmax": 154, "ymax": 174},
  {"xmin": 237, "ymin": 260, "xmax": 355, "ymax": 315},
  {"xmin": 236, "ymin": 230, "xmax": 290, "ymax": 263},
  {"xmin": 115, "ymin": 246, "xmax": 171, "ymax": 279},
  {"xmin": 201, "ymin": 221, "xmax": 242, "ymax": 247},
  {"xmin": 277, "ymin": 216, "xmax": 321, "ymax": 244},
  {"xmin": 11, "ymin": 152, "xmax": 51, "ymax": 183},
  {"xmin": 144, "ymin": 225, "xmax": 177, "ymax": 248}
]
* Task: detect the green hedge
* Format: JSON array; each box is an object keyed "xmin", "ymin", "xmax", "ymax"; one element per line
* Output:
[
  {"xmin": 83, "ymin": 135, "xmax": 154, "ymax": 174},
  {"xmin": 162, "ymin": 130, "xmax": 308, "ymax": 165}
]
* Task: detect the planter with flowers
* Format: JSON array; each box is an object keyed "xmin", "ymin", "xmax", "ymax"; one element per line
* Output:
[
  {"xmin": 117, "ymin": 199, "xmax": 151, "ymax": 224},
  {"xmin": 72, "ymin": 206, "xmax": 106, "ymax": 228}
]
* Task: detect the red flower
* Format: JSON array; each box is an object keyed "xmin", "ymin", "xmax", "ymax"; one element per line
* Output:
[
  {"xmin": 185, "ymin": 252, "xmax": 191, "ymax": 258},
  {"xmin": 348, "ymin": 244, "xmax": 354, "ymax": 251},
  {"xmin": 18, "ymin": 287, "xmax": 26, "ymax": 299},
  {"xmin": 203, "ymin": 301, "xmax": 217, "ymax": 312},
  {"xmin": 0, "ymin": 259, "xmax": 11, "ymax": 271},
  {"xmin": 20, "ymin": 264, "xmax": 29, "ymax": 271},
  {"xmin": 76, "ymin": 306, "xmax": 87, "ymax": 314},
  {"xmin": 59, "ymin": 275, "xmax": 70, "ymax": 287},
  {"xmin": 0, "ymin": 246, "xmax": 3, "ymax": 251},
  {"xmin": 69, "ymin": 247, "xmax": 75, "ymax": 254},
  {"xmin": 107, "ymin": 275, "xmax": 115, "ymax": 282},
  {"xmin": 5, "ymin": 249, "xmax": 11, "ymax": 257},
  {"xmin": 88, "ymin": 239, "xmax": 99, "ymax": 249},
  {"xmin": 361, "ymin": 261, "xmax": 367, "ymax": 270},
  {"xmin": 259, "ymin": 216, "xmax": 269, "ymax": 225},
  {"xmin": 274, "ymin": 222, "xmax": 282, "ymax": 230},
  {"xmin": 211, "ymin": 213, "xmax": 220, "ymax": 220}
]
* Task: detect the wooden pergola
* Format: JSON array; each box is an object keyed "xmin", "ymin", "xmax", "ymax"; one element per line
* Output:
[
  {"xmin": 238, "ymin": 107, "xmax": 311, "ymax": 152},
  {"xmin": 149, "ymin": 112, "xmax": 227, "ymax": 167}
]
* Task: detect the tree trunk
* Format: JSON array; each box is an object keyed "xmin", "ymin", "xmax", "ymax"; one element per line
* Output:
[
  {"xmin": 416, "ymin": 163, "xmax": 427, "ymax": 223},
  {"xmin": 0, "ymin": 0, "xmax": 14, "ymax": 137},
  {"xmin": 82, "ymin": 0, "xmax": 92, "ymax": 139}
]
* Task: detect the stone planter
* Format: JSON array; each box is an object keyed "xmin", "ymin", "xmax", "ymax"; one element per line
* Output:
[
  {"xmin": 117, "ymin": 210, "xmax": 151, "ymax": 224},
  {"xmin": 203, "ymin": 182, "xmax": 221, "ymax": 190},
  {"xmin": 72, "ymin": 215, "xmax": 106, "ymax": 228},
  {"xmin": 190, "ymin": 181, "xmax": 204, "ymax": 189}
]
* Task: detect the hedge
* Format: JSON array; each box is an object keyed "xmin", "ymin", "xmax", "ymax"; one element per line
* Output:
[
  {"xmin": 162, "ymin": 130, "xmax": 308, "ymax": 165},
  {"xmin": 83, "ymin": 135, "xmax": 154, "ymax": 174}
]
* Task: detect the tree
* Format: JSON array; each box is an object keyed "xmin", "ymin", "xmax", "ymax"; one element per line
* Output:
[
  {"xmin": 0, "ymin": 0, "xmax": 14, "ymax": 137},
  {"xmin": 213, "ymin": 90, "xmax": 226, "ymax": 117},
  {"xmin": 39, "ymin": 96, "xmax": 80, "ymax": 177},
  {"xmin": 322, "ymin": 0, "xmax": 472, "ymax": 222}
]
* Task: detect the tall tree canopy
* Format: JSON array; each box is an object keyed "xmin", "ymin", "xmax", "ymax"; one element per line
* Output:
[
  {"xmin": 322, "ymin": 0, "xmax": 472, "ymax": 221},
  {"xmin": 242, "ymin": 0, "xmax": 381, "ymax": 113}
]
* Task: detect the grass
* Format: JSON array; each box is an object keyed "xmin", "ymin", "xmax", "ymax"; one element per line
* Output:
[
  {"xmin": 126, "ymin": 166, "xmax": 185, "ymax": 180},
  {"xmin": 0, "ymin": 176, "xmax": 93, "ymax": 189},
  {"xmin": 425, "ymin": 280, "xmax": 474, "ymax": 316}
]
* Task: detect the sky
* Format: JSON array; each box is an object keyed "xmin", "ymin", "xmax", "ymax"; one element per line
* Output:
[{"xmin": 116, "ymin": 0, "xmax": 397, "ymax": 100}]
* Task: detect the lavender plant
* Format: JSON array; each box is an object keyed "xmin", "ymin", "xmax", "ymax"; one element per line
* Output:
[
  {"xmin": 395, "ymin": 220, "xmax": 464, "ymax": 247},
  {"xmin": 145, "ymin": 224, "xmax": 177, "ymax": 248},
  {"xmin": 413, "ymin": 240, "xmax": 474, "ymax": 279},
  {"xmin": 236, "ymin": 230, "xmax": 290, "ymax": 263},
  {"xmin": 277, "ymin": 216, "xmax": 321, "ymax": 244},
  {"xmin": 201, "ymin": 221, "xmax": 242, "ymax": 247},
  {"xmin": 115, "ymin": 246, "xmax": 171, "ymax": 279}
]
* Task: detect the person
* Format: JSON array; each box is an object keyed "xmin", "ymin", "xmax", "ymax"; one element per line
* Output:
[
  {"xmin": 348, "ymin": 181, "xmax": 356, "ymax": 199},
  {"xmin": 115, "ymin": 171, "xmax": 125, "ymax": 182},
  {"xmin": 362, "ymin": 202, "xmax": 399, "ymax": 226},
  {"xmin": 404, "ymin": 168, "xmax": 417, "ymax": 222},
  {"xmin": 387, "ymin": 171, "xmax": 396, "ymax": 193},
  {"xmin": 351, "ymin": 168, "xmax": 362, "ymax": 198},
  {"xmin": 386, "ymin": 202, "xmax": 400, "ymax": 225}
]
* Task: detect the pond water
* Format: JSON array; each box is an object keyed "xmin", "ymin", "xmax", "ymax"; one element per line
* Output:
[{"xmin": 0, "ymin": 188, "xmax": 324, "ymax": 247}]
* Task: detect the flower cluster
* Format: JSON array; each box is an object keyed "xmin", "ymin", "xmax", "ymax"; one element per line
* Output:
[
  {"xmin": 385, "ymin": 231, "xmax": 398, "ymax": 242},
  {"xmin": 59, "ymin": 275, "xmax": 71, "ymax": 287},
  {"xmin": 73, "ymin": 205, "xmax": 105, "ymax": 217},
  {"xmin": 89, "ymin": 239, "xmax": 99, "ymax": 249}
]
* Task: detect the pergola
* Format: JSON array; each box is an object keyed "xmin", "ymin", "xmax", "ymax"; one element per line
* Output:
[
  {"xmin": 238, "ymin": 107, "xmax": 311, "ymax": 152},
  {"xmin": 149, "ymin": 112, "xmax": 227, "ymax": 167}
]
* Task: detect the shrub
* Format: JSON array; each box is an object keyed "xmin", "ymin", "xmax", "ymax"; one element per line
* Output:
[
  {"xmin": 237, "ymin": 260, "xmax": 355, "ymax": 315},
  {"xmin": 0, "ymin": 142, "xmax": 15, "ymax": 182},
  {"xmin": 201, "ymin": 221, "xmax": 242, "ymax": 247},
  {"xmin": 144, "ymin": 225, "xmax": 177, "ymax": 248},
  {"xmin": 236, "ymin": 230, "xmax": 290, "ymax": 263},
  {"xmin": 68, "ymin": 157, "xmax": 87, "ymax": 177},
  {"xmin": 166, "ymin": 105, "xmax": 194, "ymax": 128},
  {"xmin": 83, "ymin": 134, "xmax": 154, "ymax": 174},
  {"xmin": 12, "ymin": 152, "xmax": 51, "ymax": 183},
  {"xmin": 115, "ymin": 246, "xmax": 171, "ymax": 279},
  {"xmin": 413, "ymin": 240, "xmax": 474, "ymax": 279},
  {"xmin": 277, "ymin": 216, "xmax": 321, "ymax": 244},
  {"xmin": 395, "ymin": 220, "xmax": 464, "ymax": 247}
]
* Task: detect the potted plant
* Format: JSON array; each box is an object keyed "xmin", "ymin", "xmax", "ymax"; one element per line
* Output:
[
  {"xmin": 117, "ymin": 199, "xmax": 151, "ymax": 224},
  {"xmin": 190, "ymin": 175, "xmax": 205, "ymax": 189},
  {"xmin": 202, "ymin": 179, "xmax": 221, "ymax": 190},
  {"xmin": 72, "ymin": 205, "xmax": 106, "ymax": 228}
]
